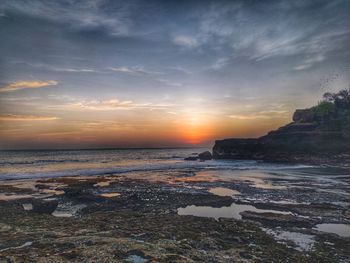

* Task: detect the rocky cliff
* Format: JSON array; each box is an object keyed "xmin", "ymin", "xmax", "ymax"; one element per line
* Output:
[{"xmin": 213, "ymin": 89, "xmax": 350, "ymax": 165}]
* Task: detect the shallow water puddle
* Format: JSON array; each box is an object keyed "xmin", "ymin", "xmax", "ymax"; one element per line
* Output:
[
  {"xmin": 0, "ymin": 193, "xmax": 33, "ymax": 201},
  {"xmin": 126, "ymin": 255, "xmax": 148, "ymax": 263},
  {"xmin": 250, "ymin": 180, "xmax": 286, "ymax": 190},
  {"xmin": 2, "ymin": 181, "xmax": 38, "ymax": 191},
  {"xmin": 0, "ymin": 241, "xmax": 33, "ymax": 252},
  {"xmin": 52, "ymin": 211, "xmax": 74, "ymax": 217},
  {"xmin": 262, "ymin": 228, "xmax": 315, "ymax": 251},
  {"xmin": 94, "ymin": 181, "xmax": 111, "ymax": 187},
  {"xmin": 177, "ymin": 203, "xmax": 291, "ymax": 220},
  {"xmin": 268, "ymin": 200, "xmax": 310, "ymax": 205},
  {"xmin": 100, "ymin": 192, "xmax": 121, "ymax": 198},
  {"xmin": 52, "ymin": 203, "xmax": 86, "ymax": 217},
  {"xmin": 22, "ymin": 203, "xmax": 33, "ymax": 211},
  {"xmin": 41, "ymin": 188, "xmax": 65, "ymax": 195},
  {"xmin": 314, "ymin": 223, "xmax": 350, "ymax": 237},
  {"xmin": 208, "ymin": 187, "xmax": 240, "ymax": 197}
]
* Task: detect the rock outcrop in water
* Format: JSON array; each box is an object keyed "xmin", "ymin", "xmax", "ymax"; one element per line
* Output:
[
  {"xmin": 213, "ymin": 88, "xmax": 350, "ymax": 165},
  {"xmin": 184, "ymin": 151, "xmax": 213, "ymax": 161},
  {"xmin": 198, "ymin": 151, "xmax": 213, "ymax": 160}
]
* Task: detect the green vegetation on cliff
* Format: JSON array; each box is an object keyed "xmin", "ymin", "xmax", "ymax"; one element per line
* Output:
[
  {"xmin": 293, "ymin": 88, "xmax": 350, "ymax": 132},
  {"xmin": 214, "ymin": 87, "xmax": 350, "ymax": 164}
]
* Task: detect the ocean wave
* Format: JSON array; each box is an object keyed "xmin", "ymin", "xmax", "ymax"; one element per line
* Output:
[
  {"xmin": 0, "ymin": 159, "xmax": 314, "ymax": 181},
  {"xmin": 0, "ymin": 159, "xmax": 90, "ymax": 165}
]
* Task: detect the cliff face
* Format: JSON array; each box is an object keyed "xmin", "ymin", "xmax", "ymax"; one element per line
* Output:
[{"xmin": 213, "ymin": 103, "xmax": 350, "ymax": 165}]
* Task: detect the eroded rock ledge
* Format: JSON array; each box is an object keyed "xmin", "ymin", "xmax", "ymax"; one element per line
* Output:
[{"xmin": 213, "ymin": 89, "xmax": 350, "ymax": 165}]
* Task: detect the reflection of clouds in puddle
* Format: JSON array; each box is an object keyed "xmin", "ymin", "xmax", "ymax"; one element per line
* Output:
[
  {"xmin": 0, "ymin": 241, "xmax": 33, "ymax": 252},
  {"xmin": 22, "ymin": 203, "xmax": 33, "ymax": 211},
  {"xmin": 2, "ymin": 181, "xmax": 38, "ymax": 191},
  {"xmin": 189, "ymin": 186, "xmax": 203, "ymax": 190},
  {"xmin": 178, "ymin": 203, "xmax": 291, "ymax": 220},
  {"xmin": 193, "ymin": 170, "xmax": 287, "ymax": 189},
  {"xmin": 93, "ymin": 177, "xmax": 120, "ymax": 187},
  {"xmin": 268, "ymin": 200, "xmax": 310, "ymax": 205},
  {"xmin": 100, "ymin": 193, "xmax": 121, "ymax": 198},
  {"xmin": 262, "ymin": 228, "xmax": 315, "ymax": 251},
  {"xmin": 236, "ymin": 175, "xmax": 286, "ymax": 190},
  {"xmin": 314, "ymin": 223, "xmax": 350, "ymax": 237},
  {"xmin": 244, "ymin": 197, "xmax": 310, "ymax": 205},
  {"xmin": 94, "ymin": 181, "xmax": 111, "ymax": 187},
  {"xmin": 193, "ymin": 168, "xmax": 350, "ymax": 192},
  {"xmin": 251, "ymin": 182, "xmax": 286, "ymax": 189},
  {"xmin": 0, "ymin": 193, "xmax": 33, "ymax": 201},
  {"xmin": 0, "ymin": 188, "xmax": 64, "ymax": 201},
  {"xmin": 41, "ymin": 189, "xmax": 65, "ymax": 195},
  {"xmin": 126, "ymin": 255, "xmax": 148, "ymax": 263},
  {"xmin": 52, "ymin": 211, "xmax": 73, "ymax": 217},
  {"xmin": 208, "ymin": 187, "xmax": 240, "ymax": 197},
  {"xmin": 173, "ymin": 174, "xmax": 219, "ymax": 183},
  {"xmin": 0, "ymin": 180, "xmax": 66, "ymax": 201}
]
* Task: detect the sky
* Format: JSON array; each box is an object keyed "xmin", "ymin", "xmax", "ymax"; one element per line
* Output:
[{"xmin": 0, "ymin": 0, "xmax": 350, "ymax": 149}]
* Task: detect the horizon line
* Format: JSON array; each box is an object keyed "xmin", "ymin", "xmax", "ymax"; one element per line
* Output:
[{"xmin": 0, "ymin": 146, "xmax": 210, "ymax": 152}]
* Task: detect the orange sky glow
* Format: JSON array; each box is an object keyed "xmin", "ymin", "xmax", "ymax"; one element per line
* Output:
[{"xmin": 1, "ymin": 0, "xmax": 349, "ymax": 149}]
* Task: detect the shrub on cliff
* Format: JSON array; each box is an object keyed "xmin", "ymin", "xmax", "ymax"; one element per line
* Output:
[
  {"xmin": 313, "ymin": 87, "xmax": 350, "ymax": 127},
  {"xmin": 294, "ymin": 87, "xmax": 350, "ymax": 125},
  {"xmin": 313, "ymin": 101, "xmax": 335, "ymax": 121},
  {"xmin": 323, "ymin": 87, "xmax": 350, "ymax": 109}
]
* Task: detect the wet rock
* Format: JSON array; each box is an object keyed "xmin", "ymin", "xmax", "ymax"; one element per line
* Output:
[
  {"xmin": 240, "ymin": 211, "xmax": 314, "ymax": 227},
  {"xmin": 31, "ymin": 199, "xmax": 58, "ymax": 214},
  {"xmin": 0, "ymin": 223, "xmax": 12, "ymax": 232},
  {"xmin": 198, "ymin": 151, "xmax": 212, "ymax": 160},
  {"xmin": 1, "ymin": 175, "xmax": 349, "ymax": 262},
  {"xmin": 61, "ymin": 250, "xmax": 79, "ymax": 260},
  {"xmin": 184, "ymin": 156, "xmax": 198, "ymax": 161},
  {"xmin": 239, "ymin": 251, "xmax": 253, "ymax": 259}
]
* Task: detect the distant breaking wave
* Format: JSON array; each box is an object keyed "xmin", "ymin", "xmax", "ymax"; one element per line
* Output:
[{"xmin": 0, "ymin": 158, "xmax": 313, "ymax": 181}]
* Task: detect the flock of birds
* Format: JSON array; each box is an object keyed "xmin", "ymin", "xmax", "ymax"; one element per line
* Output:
[{"xmin": 319, "ymin": 61, "xmax": 350, "ymax": 91}]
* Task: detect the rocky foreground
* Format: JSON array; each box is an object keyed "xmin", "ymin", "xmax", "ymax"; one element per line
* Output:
[{"xmin": 0, "ymin": 168, "xmax": 349, "ymax": 262}]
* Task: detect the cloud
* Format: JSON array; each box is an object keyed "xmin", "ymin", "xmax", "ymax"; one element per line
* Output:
[
  {"xmin": 157, "ymin": 78, "xmax": 183, "ymax": 87},
  {"xmin": 173, "ymin": 36, "xmax": 199, "ymax": 48},
  {"xmin": 293, "ymin": 64, "xmax": 312, "ymax": 71},
  {"xmin": 0, "ymin": 96, "xmax": 40, "ymax": 102},
  {"xmin": 58, "ymin": 98, "xmax": 175, "ymax": 112},
  {"xmin": 293, "ymin": 54, "xmax": 325, "ymax": 71},
  {"xmin": 50, "ymin": 67, "xmax": 96, "ymax": 73},
  {"xmin": 0, "ymin": 114, "xmax": 59, "ymax": 121},
  {"xmin": 108, "ymin": 66, "xmax": 161, "ymax": 76},
  {"xmin": 196, "ymin": 1, "xmax": 350, "ymax": 63},
  {"xmin": 68, "ymin": 99, "xmax": 134, "ymax": 111},
  {"xmin": 16, "ymin": 62, "xmax": 98, "ymax": 73},
  {"xmin": 0, "ymin": 80, "xmax": 57, "ymax": 93},
  {"xmin": 0, "ymin": 0, "xmax": 133, "ymax": 37},
  {"xmin": 229, "ymin": 114, "xmax": 270, "ymax": 120},
  {"xmin": 109, "ymin": 66, "xmax": 135, "ymax": 74},
  {"xmin": 229, "ymin": 108, "xmax": 288, "ymax": 120},
  {"xmin": 211, "ymin": 57, "xmax": 230, "ymax": 70}
]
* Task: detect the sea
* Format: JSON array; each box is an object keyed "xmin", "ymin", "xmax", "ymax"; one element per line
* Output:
[
  {"xmin": 0, "ymin": 147, "xmax": 318, "ymax": 181},
  {"xmin": 1, "ymin": 148, "xmax": 350, "ymax": 239}
]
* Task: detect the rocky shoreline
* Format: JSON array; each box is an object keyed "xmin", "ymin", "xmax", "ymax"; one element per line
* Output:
[
  {"xmin": 213, "ymin": 137, "xmax": 350, "ymax": 166},
  {"xmin": 213, "ymin": 90, "xmax": 350, "ymax": 166},
  {"xmin": 0, "ymin": 167, "xmax": 349, "ymax": 262}
]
